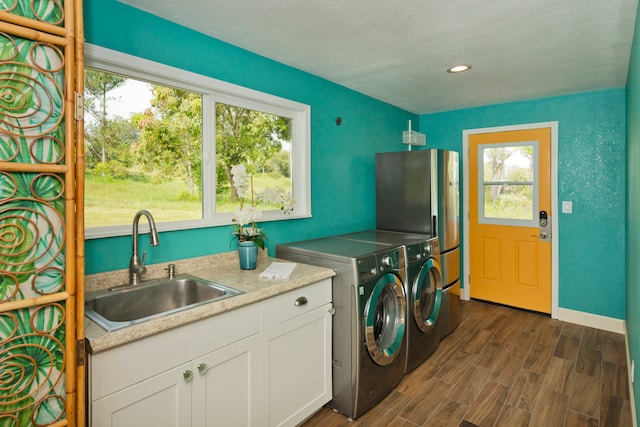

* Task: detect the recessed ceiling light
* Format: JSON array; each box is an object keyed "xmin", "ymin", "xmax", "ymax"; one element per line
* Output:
[{"xmin": 447, "ymin": 64, "xmax": 472, "ymax": 73}]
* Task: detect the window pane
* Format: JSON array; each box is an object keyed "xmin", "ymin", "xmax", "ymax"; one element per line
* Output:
[
  {"xmin": 480, "ymin": 143, "xmax": 536, "ymax": 222},
  {"xmin": 215, "ymin": 102, "xmax": 293, "ymax": 213},
  {"xmin": 483, "ymin": 183, "xmax": 533, "ymax": 220},
  {"xmin": 84, "ymin": 68, "xmax": 203, "ymax": 228},
  {"xmin": 483, "ymin": 146, "xmax": 533, "ymax": 182}
]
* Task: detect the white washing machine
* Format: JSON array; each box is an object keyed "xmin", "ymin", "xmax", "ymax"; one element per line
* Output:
[
  {"xmin": 276, "ymin": 237, "xmax": 407, "ymax": 419},
  {"xmin": 338, "ymin": 230, "xmax": 443, "ymax": 373}
]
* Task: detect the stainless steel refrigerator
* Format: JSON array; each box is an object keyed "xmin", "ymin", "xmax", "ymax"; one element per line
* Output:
[{"xmin": 376, "ymin": 149, "xmax": 461, "ymax": 337}]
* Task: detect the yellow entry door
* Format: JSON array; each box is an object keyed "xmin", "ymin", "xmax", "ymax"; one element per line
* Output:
[{"xmin": 469, "ymin": 127, "xmax": 552, "ymax": 313}]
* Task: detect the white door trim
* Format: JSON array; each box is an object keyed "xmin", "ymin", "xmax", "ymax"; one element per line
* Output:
[{"xmin": 462, "ymin": 122, "xmax": 559, "ymax": 319}]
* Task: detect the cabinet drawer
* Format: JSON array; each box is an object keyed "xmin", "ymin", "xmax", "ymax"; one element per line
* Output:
[{"xmin": 261, "ymin": 279, "xmax": 331, "ymax": 330}]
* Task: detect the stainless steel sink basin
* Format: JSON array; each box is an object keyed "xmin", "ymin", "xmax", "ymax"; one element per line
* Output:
[{"xmin": 85, "ymin": 274, "xmax": 242, "ymax": 331}]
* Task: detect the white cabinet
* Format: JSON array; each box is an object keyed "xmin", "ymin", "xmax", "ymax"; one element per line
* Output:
[
  {"xmin": 260, "ymin": 281, "xmax": 333, "ymax": 427},
  {"xmin": 92, "ymin": 334, "xmax": 260, "ymax": 427},
  {"xmin": 90, "ymin": 303, "xmax": 260, "ymax": 427},
  {"xmin": 192, "ymin": 334, "xmax": 260, "ymax": 426},
  {"xmin": 92, "ymin": 362, "xmax": 192, "ymax": 427},
  {"xmin": 88, "ymin": 278, "xmax": 332, "ymax": 427}
]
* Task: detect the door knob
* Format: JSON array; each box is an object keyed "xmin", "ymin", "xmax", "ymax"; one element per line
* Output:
[{"xmin": 183, "ymin": 370, "xmax": 193, "ymax": 382}]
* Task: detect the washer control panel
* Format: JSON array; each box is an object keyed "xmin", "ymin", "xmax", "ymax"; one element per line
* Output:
[{"xmin": 357, "ymin": 255, "xmax": 379, "ymax": 282}]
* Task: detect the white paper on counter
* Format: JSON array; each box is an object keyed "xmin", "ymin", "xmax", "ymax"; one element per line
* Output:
[{"xmin": 259, "ymin": 262, "xmax": 297, "ymax": 279}]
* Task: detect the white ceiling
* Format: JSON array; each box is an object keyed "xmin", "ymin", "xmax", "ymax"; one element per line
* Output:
[{"xmin": 119, "ymin": 0, "xmax": 638, "ymax": 114}]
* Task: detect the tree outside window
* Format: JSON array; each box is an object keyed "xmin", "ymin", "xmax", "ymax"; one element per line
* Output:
[{"xmin": 83, "ymin": 68, "xmax": 295, "ymax": 230}]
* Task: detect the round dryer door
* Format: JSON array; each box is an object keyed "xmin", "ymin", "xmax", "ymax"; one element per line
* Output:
[
  {"xmin": 364, "ymin": 272, "xmax": 406, "ymax": 366},
  {"xmin": 412, "ymin": 257, "xmax": 443, "ymax": 333}
]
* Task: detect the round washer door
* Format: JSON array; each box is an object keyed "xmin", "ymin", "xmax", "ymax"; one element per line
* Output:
[
  {"xmin": 364, "ymin": 272, "xmax": 406, "ymax": 366},
  {"xmin": 412, "ymin": 257, "xmax": 443, "ymax": 333}
]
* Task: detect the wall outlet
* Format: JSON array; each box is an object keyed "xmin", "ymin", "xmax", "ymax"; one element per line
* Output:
[{"xmin": 562, "ymin": 200, "xmax": 573, "ymax": 214}]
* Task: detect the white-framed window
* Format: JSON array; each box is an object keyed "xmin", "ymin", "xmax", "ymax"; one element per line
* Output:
[
  {"xmin": 478, "ymin": 141, "xmax": 538, "ymax": 227},
  {"xmin": 83, "ymin": 44, "xmax": 311, "ymax": 239}
]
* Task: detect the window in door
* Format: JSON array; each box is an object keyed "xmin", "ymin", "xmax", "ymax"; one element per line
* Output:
[{"xmin": 478, "ymin": 142, "xmax": 538, "ymax": 226}]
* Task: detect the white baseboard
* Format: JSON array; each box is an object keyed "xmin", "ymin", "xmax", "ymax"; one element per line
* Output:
[
  {"xmin": 558, "ymin": 309, "xmax": 636, "ymax": 426},
  {"xmin": 557, "ymin": 307, "xmax": 625, "ymax": 334}
]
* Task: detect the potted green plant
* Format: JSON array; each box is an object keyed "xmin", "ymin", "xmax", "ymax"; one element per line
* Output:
[{"xmin": 230, "ymin": 164, "xmax": 293, "ymax": 269}]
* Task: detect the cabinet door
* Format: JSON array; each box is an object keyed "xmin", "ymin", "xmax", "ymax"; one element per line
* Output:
[
  {"xmin": 261, "ymin": 304, "xmax": 333, "ymax": 427},
  {"xmin": 192, "ymin": 334, "xmax": 260, "ymax": 427},
  {"xmin": 92, "ymin": 362, "xmax": 192, "ymax": 427}
]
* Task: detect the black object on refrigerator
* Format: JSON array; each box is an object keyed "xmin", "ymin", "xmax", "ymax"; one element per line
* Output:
[{"xmin": 376, "ymin": 149, "xmax": 461, "ymax": 337}]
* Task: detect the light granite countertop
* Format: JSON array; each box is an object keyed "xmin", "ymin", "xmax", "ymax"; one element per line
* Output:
[{"xmin": 84, "ymin": 251, "xmax": 335, "ymax": 354}]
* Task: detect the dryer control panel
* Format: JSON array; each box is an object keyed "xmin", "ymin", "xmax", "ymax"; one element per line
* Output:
[{"xmin": 357, "ymin": 255, "xmax": 379, "ymax": 282}]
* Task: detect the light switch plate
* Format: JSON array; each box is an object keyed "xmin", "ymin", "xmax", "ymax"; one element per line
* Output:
[{"xmin": 562, "ymin": 201, "xmax": 572, "ymax": 214}]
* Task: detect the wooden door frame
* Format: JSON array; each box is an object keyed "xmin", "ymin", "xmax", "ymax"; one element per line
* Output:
[{"xmin": 462, "ymin": 122, "xmax": 559, "ymax": 319}]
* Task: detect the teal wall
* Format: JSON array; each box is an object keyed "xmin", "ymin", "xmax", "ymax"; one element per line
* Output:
[
  {"xmin": 83, "ymin": 0, "xmax": 417, "ymax": 274},
  {"xmin": 626, "ymin": 0, "xmax": 640, "ymax": 421},
  {"xmin": 85, "ymin": 2, "xmax": 628, "ymax": 321},
  {"xmin": 419, "ymin": 89, "xmax": 627, "ymax": 319}
]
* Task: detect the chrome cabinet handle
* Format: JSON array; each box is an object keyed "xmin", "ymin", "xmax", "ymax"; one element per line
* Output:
[
  {"xmin": 294, "ymin": 296, "xmax": 308, "ymax": 306},
  {"xmin": 183, "ymin": 370, "xmax": 193, "ymax": 382},
  {"xmin": 197, "ymin": 363, "xmax": 208, "ymax": 375}
]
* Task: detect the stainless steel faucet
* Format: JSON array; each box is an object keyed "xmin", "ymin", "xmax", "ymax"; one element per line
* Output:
[{"xmin": 129, "ymin": 210, "xmax": 160, "ymax": 286}]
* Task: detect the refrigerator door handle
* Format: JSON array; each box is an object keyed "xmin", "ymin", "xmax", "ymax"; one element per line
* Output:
[{"xmin": 432, "ymin": 215, "xmax": 438, "ymax": 237}]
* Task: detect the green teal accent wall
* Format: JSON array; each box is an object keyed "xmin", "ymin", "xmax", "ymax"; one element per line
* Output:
[
  {"xmin": 626, "ymin": 0, "xmax": 640, "ymax": 422},
  {"xmin": 84, "ymin": 2, "xmax": 628, "ymax": 325},
  {"xmin": 83, "ymin": 0, "xmax": 417, "ymax": 274},
  {"xmin": 419, "ymin": 89, "xmax": 627, "ymax": 319}
]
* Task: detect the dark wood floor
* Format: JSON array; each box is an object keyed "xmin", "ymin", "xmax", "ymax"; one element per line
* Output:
[{"xmin": 302, "ymin": 300, "xmax": 633, "ymax": 427}]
